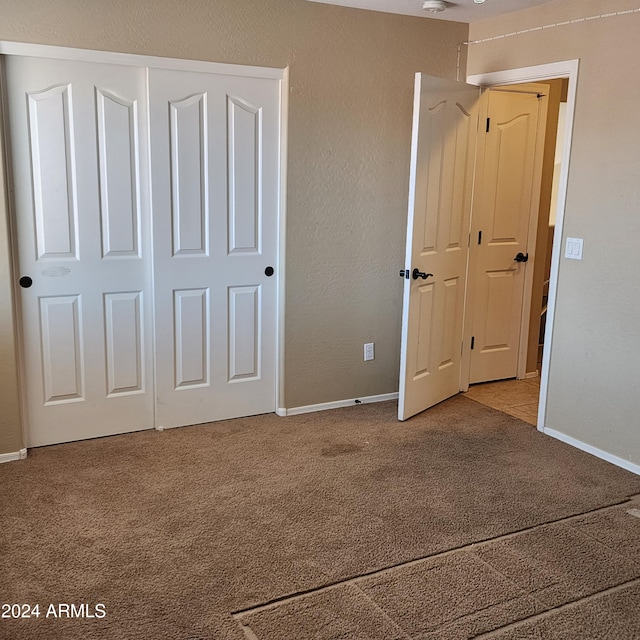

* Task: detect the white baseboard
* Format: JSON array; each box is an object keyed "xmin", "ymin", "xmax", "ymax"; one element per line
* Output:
[
  {"xmin": 0, "ymin": 448, "xmax": 27, "ymax": 464},
  {"xmin": 278, "ymin": 392, "xmax": 399, "ymax": 417},
  {"xmin": 543, "ymin": 427, "xmax": 640, "ymax": 477}
]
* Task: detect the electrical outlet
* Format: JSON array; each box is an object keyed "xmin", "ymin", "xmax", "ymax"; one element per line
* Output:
[{"xmin": 364, "ymin": 342, "xmax": 374, "ymax": 361}]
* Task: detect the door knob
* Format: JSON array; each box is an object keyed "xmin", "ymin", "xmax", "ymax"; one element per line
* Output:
[
  {"xmin": 412, "ymin": 268, "xmax": 433, "ymax": 280},
  {"xmin": 265, "ymin": 266, "xmax": 274, "ymax": 277},
  {"xmin": 19, "ymin": 276, "xmax": 33, "ymax": 288},
  {"xmin": 514, "ymin": 252, "xmax": 529, "ymax": 263}
]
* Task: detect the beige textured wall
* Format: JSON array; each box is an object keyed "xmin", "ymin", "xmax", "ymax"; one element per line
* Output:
[
  {"xmin": 0, "ymin": 0, "xmax": 468, "ymax": 452},
  {"xmin": 469, "ymin": 0, "xmax": 640, "ymax": 467}
]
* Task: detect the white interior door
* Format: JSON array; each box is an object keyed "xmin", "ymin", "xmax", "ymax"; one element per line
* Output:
[
  {"xmin": 149, "ymin": 68, "xmax": 280, "ymax": 429},
  {"xmin": 5, "ymin": 56, "xmax": 153, "ymax": 446},
  {"xmin": 467, "ymin": 87, "xmax": 547, "ymax": 384},
  {"xmin": 398, "ymin": 74, "xmax": 480, "ymax": 421}
]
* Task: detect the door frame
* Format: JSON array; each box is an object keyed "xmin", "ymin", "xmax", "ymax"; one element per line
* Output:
[
  {"xmin": 466, "ymin": 59, "xmax": 579, "ymax": 432},
  {"xmin": 0, "ymin": 41, "xmax": 289, "ymax": 440}
]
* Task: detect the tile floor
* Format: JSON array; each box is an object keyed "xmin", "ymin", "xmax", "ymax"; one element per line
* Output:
[{"xmin": 463, "ymin": 376, "xmax": 541, "ymax": 426}]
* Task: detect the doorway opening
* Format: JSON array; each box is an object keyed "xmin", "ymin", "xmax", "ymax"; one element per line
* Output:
[
  {"xmin": 397, "ymin": 61, "xmax": 577, "ymax": 427},
  {"xmin": 465, "ymin": 61, "xmax": 578, "ymax": 432}
]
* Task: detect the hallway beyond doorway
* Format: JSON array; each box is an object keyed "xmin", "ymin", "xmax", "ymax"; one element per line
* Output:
[{"xmin": 465, "ymin": 377, "xmax": 540, "ymax": 426}]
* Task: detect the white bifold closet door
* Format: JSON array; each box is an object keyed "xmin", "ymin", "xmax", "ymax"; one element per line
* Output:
[
  {"xmin": 148, "ymin": 69, "xmax": 280, "ymax": 429},
  {"xmin": 5, "ymin": 56, "xmax": 280, "ymax": 446}
]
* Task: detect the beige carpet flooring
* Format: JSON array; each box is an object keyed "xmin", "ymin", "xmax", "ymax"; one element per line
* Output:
[{"xmin": 1, "ymin": 396, "xmax": 639, "ymax": 639}]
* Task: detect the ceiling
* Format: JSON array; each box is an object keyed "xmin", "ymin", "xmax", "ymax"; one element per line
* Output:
[{"xmin": 306, "ymin": 0, "xmax": 558, "ymax": 23}]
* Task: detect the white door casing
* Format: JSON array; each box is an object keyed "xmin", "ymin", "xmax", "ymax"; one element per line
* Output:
[
  {"xmin": 467, "ymin": 60, "xmax": 580, "ymax": 432},
  {"xmin": 466, "ymin": 86, "xmax": 548, "ymax": 384},
  {"xmin": 149, "ymin": 69, "xmax": 280, "ymax": 429},
  {"xmin": 398, "ymin": 74, "xmax": 480, "ymax": 421},
  {"xmin": 5, "ymin": 56, "xmax": 154, "ymax": 446}
]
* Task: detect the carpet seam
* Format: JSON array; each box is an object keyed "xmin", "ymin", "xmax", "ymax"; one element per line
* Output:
[
  {"xmin": 459, "ymin": 498, "xmax": 633, "ymax": 552},
  {"xmin": 351, "ymin": 584, "xmax": 414, "ymax": 640},
  {"xmin": 568, "ymin": 518, "xmax": 640, "ymax": 570},
  {"xmin": 469, "ymin": 551, "xmax": 549, "ymax": 610},
  {"xmin": 423, "ymin": 593, "xmax": 544, "ymax": 637},
  {"xmin": 236, "ymin": 621, "xmax": 260, "ymax": 640},
  {"xmin": 469, "ymin": 576, "xmax": 640, "ymax": 639},
  {"xmin": 231, "ymin": 498, "xmax": 636, "ymax": 617}
]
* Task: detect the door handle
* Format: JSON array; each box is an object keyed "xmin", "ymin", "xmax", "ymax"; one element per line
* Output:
[
  {"xmin": 400, "ymin": 269, "xmax": 434, "ymax": 280},
  {"xmin": 514, "ymin": 252, "xmax": 529, "ymax": 263},
  {"xmin": 19, "ymin": 276, "xmax": 33, "ymax": 288},
  {"xmin": 412, "ymin": 268, "xmax": 433, "ymax": 280}
]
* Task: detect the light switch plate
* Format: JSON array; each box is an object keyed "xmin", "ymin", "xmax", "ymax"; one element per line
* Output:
[{"xmin": 565, "ymin": 237, "xmax": 584, "ymax": 260}]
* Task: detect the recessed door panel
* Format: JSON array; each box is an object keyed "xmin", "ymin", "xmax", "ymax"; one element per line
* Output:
[
  {"xmin": 440, "ymin": 277, "xmax": 459, "ymax": 369},
  {"xmin": 97, "ymin": 89, "xmax": 140, "ymax": 258},
  {"xmin": 448, "ymin": 104, "xmax": 472, "ymax": 250},
  {"xmin": 492, "ymin": 114, "xmax": 531, "ymax": 242},
  {"xmin": 228, "ymin": 96, "xmax": 261, "ymax": 255},
  {"xmin": 174, "ymin": 289, "xmax": 210, "ymax": 388},
  {"xmin": 170, "ymin": 94, "xmax": 209, "ymax": 256},
  {"xmin": 40, "ymin": 295, "xmax": 84, "ymax": 404},
  {"xmin": 228, "ymin": 285, "xmax": 261, "ymax": 381},
  {"xmin": 104, "ymin": 291, "xmax": 144, "ymax": 396},
  {"xmin": 483, "ymin": 271, "xmax": 516, "ymax": 351},
  {"xmin": 28, "ymin": 85, "xmax": 78, "ymax": 260},
  {"xmin": 413, "ymin": 283, "xmax": 434, "ymax": 380},
  {"xmin": 422, "ymin": 101, "xmax": 445, "ymax": 256}
]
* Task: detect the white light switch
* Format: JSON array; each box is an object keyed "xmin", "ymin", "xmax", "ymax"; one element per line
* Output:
[{"xmin": 565, "ymin": 237, "xmax": 584, "ymax": 260}]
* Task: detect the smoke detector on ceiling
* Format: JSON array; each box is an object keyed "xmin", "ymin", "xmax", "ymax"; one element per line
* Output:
[{"xmin": 422, "ymin": 0, "xmax": 447, "ymax": 12}]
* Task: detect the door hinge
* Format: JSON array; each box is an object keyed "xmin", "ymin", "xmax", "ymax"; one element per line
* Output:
[
  {"xmin": 486, "ymin": 117, "xmax": 490, "ymax": 133},
  {"xmin": 478, "ymin": 231, "xmax": 482, "ymax": 245},
  {"xmin": 471, "ymin": 336, "xmax": 475, "ymax": 350}
]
